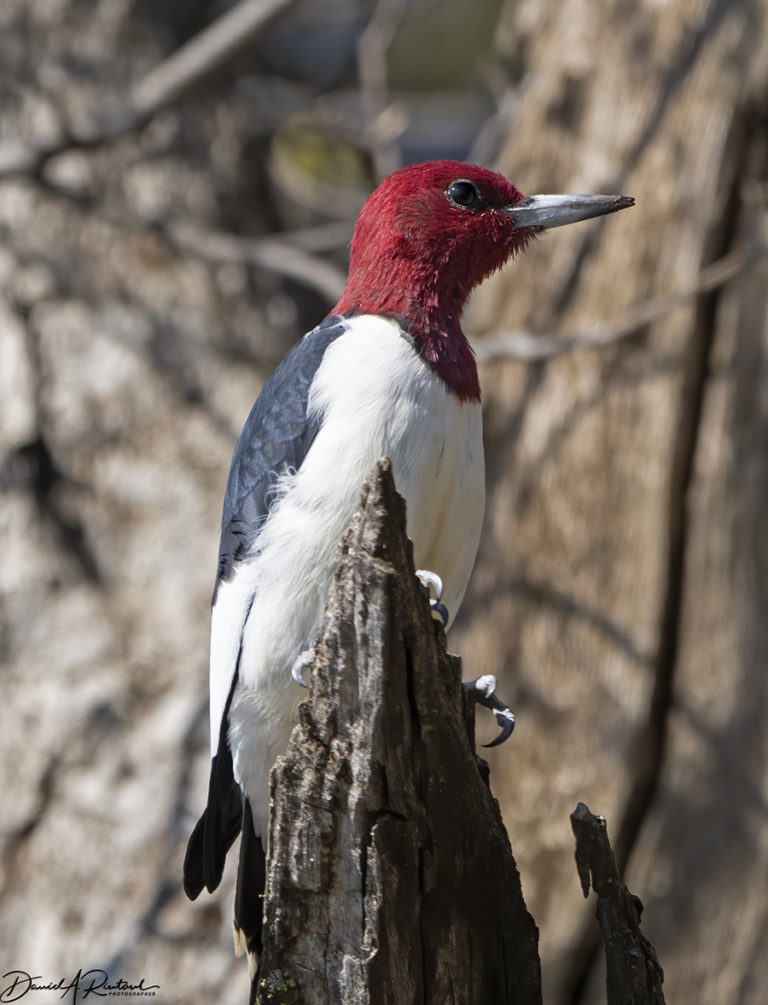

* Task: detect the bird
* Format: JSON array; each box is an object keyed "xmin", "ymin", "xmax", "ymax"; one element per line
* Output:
[{"xmin": 183, "ymin": 160, "xmax": 633, "ymax": 973}]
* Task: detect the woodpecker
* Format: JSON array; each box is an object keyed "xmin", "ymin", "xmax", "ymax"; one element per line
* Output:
[{"xmin": 183, "ymin": 160, "xmax": 633, "ymax": 970}]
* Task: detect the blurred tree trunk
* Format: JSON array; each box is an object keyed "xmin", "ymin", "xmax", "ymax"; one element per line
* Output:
[{"xmin": 458, "ymin": 0, "xmax": 768, "ymax": 1000}]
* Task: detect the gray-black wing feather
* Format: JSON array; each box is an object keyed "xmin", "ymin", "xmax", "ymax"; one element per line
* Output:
[{"xmin": 214, "ymin": 315, "xmax": 348, "ymax": 594}]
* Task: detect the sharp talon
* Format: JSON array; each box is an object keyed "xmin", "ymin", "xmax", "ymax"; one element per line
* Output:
[
  {"xmin": 482, "ymin": 703, "xmax": 516, "ymax": 748},
  {"xmin": 463, "ymin": 676, "xmax": 515, "ymax": 746},
  {"xmin": 291, "ymin": 650, "xmax": 313, "ymax": 688},
  {"xmin": 431, "ymin": 601, "xmax": 449, "ymax": 626},
  {"xmin": 416, "ymin": 569, "xmax": 443, "ymax": 602}
]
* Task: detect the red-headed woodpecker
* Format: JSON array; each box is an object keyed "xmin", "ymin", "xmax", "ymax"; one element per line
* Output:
[{"xmin": 183, "ymin": 160, "xmax": 633, "ymax": 971}]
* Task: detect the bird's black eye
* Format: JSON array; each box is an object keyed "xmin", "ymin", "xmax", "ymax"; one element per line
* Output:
[{"xmin": 446, "ymin": 179, "xmax": 481, "ymax": 208}]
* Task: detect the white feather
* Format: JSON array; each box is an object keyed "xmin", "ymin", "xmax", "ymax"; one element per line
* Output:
[
  {"xmin": 211, "ymin": 315, "xmax": 484, "ymax": 839},
  {"xmin": 208, "ymin": 575, "xmax": 252, "ymax": 758}
]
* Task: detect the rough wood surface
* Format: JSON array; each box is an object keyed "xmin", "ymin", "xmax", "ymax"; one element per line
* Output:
[{"xmin": 256, "ymin": 459, "xmax": 541, "ymax": 1005}]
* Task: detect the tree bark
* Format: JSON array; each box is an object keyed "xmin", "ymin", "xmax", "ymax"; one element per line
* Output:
[{"xmin": 255, "ymin": 459, "xmax": 542, "ymax": 1005}]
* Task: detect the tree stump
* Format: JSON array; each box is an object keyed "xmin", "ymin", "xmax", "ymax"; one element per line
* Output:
[{"xmin": 255, "ymin": 459, "xmax": 542, "ymax": 1005}]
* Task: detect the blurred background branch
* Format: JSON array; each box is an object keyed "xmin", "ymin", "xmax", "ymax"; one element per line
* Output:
[
  {"xmin": 476, "ymin": 238, "xmax": 768, "ymax": 361},
  {"xmin": 0, "ymin": 0, "xmax": 297, "ymax": 179},
  {"xmin": 165, "ymin": 221, "xmax": 348, "ymax": 302},
  {"xmin": 357, "ymin": 0, "xmax": 410, "ymax": 179}
]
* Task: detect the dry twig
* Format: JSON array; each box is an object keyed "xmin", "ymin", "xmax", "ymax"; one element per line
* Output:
[
  {"xmin": 166, "ymin": 221, "xmax": 348, "ymax": 302},
  {"xmin": 571, "ymin": 803, "xmax": 665, "ymax": 1005}
]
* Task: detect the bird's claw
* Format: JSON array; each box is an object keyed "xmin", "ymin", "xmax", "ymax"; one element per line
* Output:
[
  {"xmin": 416, "ymin": 569, "xmax": 449, "ymax": 627},
  {"xmin": 463, "ymin": 674, "xmax": 515, "ymax": 747},
  {"xmin": 291, "ymin": 649, "xmax": 314, "ymax": 688},
  {"xmin": 430, "ymin": 601, "xmax": 449, "ymax": 625}
]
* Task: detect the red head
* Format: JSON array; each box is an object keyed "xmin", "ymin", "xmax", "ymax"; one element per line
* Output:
[
  {"xmin": 332, "ymin": 160, "xmax": 634, "ymax": 401},
  {"xmin": 332, "ymin": 161, "xmax": 529, "ymax": 400}
]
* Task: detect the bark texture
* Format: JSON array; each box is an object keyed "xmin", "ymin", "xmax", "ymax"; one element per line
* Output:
[{"xmin": 256, "ymin": 459, "xmax": 541, "ymax": 1005}]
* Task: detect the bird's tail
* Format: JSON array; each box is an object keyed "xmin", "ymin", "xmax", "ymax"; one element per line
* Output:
[
  {"xmin": 233, "ymin": 797, "xmax": 267, "ymax": 980},
  {"xmin": 183, "ymin": 754, "xmax": 242, "ymax": 899}
]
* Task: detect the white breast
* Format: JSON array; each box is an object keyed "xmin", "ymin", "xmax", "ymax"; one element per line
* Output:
[{"xmin": 226, "ymin": 316, "xmax": 485, "ymax": 831}]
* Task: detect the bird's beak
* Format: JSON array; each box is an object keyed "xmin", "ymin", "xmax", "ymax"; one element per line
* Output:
[{"xmin": 507, "ymin": 193, "xmax": 634, "ymax": 230}]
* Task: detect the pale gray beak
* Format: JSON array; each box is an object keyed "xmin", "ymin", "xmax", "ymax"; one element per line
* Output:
[{"xmin": 508, "ymin": 193, "xmax": 634, "ymax": 230}]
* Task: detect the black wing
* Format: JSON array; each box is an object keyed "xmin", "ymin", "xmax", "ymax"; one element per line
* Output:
[{"xmin": 214, "ymin": 314, "xmax": 349, "ymax": 596}]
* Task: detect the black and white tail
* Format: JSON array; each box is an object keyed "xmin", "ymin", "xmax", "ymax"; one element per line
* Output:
[
  {"xmin": 183, "ymin": 704, "xmax": 267, "ymax": 976},
  {"xmin": 233, "ymin": 798, "xmax": 267, "ymax": 977},
  {"xmin": 183, "ymin": 693, "xmax": 243, "ymax": 899}
]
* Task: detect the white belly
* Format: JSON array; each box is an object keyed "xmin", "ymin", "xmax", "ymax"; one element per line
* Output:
[{"xmin": 227, "ymin": 316, "xmax": 484, "ymax": 835}]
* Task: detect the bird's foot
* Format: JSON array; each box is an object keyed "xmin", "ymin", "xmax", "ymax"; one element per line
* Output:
[
  {"xmin": 463, "ymin": 674, "xmax": 515, "ymax": 747},
  {"xmin": 291, "ymin": 649, "xmax": 314, "ymax": 688},
  {"xmin": 416, "ymin": 568, "xmax": 449, "ymax": 627}
]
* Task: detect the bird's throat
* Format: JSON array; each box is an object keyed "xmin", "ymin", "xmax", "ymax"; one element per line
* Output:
[{"xmin": 333, "ymin": 268, "xmax": 480, "ymax": 402}]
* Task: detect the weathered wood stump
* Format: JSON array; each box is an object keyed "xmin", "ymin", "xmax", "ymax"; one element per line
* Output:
[{"xmin": 255, "ymin": 459, "xmax": 542, "ymax": 1005}]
